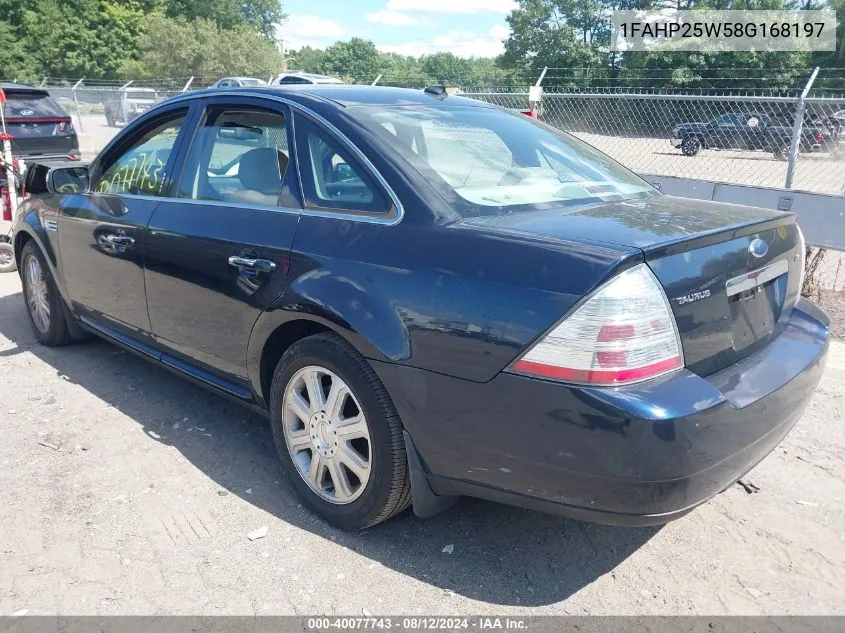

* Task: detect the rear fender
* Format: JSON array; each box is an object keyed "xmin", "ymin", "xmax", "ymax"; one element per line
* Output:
[{"xmin": 246, "ymin": 282, "xmax": 409, "ymax": 402}]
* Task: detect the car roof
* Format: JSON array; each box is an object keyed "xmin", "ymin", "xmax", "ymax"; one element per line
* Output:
[
  {"xmin": 245, "ymin": 85, "xmax": 495, "ymax": 109},
  {"xmin": 1, "ymin": 82, "xmax": 48, "ymax": 95}
]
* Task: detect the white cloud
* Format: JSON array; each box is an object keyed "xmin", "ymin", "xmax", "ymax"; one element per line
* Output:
[
  {"xmin": 378, "ymin": 29, "xmax": 506, "ymax": 58},
  {"xmin": 489, "ymin": 24, "xmax": 510, "ymax": 40},
  {"xmin": 365, "ymin": 10, "xmax": 436, "ymax": 26},
  {"xmin": 277, "ymin": 14, "xmax": 344, "ymax": 50},
  {"xmin": 386, "ymin": 0, "xmax": 518, "ymax": 13}
]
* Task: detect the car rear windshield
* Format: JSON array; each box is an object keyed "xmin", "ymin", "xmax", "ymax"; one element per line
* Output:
[
  {"xmin": 350, "ymin": 105, "xmax": 655, "ymax": 218},
  {"xmin": 3, "ymin": 92, "xmax": 67, "ymax": 119}
]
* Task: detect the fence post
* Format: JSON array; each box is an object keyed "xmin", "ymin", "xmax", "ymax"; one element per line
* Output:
[
  {"xmin": 39, "ymin": 77, "xmax": 47, "ymax": 87},
  {"xmin": 535, "ymin": 66, "xmax": 548, "ymax": 87},
  {"xmin": 72, "ymin": 78, "xmax": 85, "ymax": 134},
  {"xmin": 785, "ymin": 66, "xmax": 820, "ymax": 189},
  {"xmin": 371, "ymin": 74, "xmax": 382, "ymax": 86},
  {"xmin": 119, "ymin": 80, "xmax": 134, "ymax": 127},
  {"xmin": 182, "ymin": 76, "xmax": 194, "ymax": 92}
]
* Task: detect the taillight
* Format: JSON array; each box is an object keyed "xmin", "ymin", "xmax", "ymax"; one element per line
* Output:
[
  {"xmin": 67, "ymin": 152, "xmax": 81, "ymax": 160},
  {"xmin": 520, "ymin": 110, "xmax": 537, "ymax": 119},
  {"xmin": 1, "ymin": 185, "xmax": 11, "ymax": 222},
  {"xmin": 815, "ymin": 129, "xmax": 823, "ymax": 143},
  {"xmin": 510, "ymin": 264, "xmax": 684, "ymax": 386}
]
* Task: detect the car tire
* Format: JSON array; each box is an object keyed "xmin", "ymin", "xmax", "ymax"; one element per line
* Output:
[
  {"xmin": 0, "ymin": 242, "xmax": 16, "ymax": 273},
  {"xmin": 20, "ymin": 241, "xmax": 72, "ymax": 346},
  {"xmin": 773, "ymin": 144, "xmax": 789, "ymax": 161},
  {"xmin": 681, "ymin": 136, "xmax": 701, "ymax": 156},
  {"xmin": 269, "ymin": 332, "xmax": 412, "ymax": 530}
]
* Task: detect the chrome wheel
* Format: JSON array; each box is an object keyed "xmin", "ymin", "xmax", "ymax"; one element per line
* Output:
[
  {"xmin": 282, "ymin": 365, "xmax": 372, "ymax": 504},
  {"xmin": 24, "ymin": 254, "xmax": 50, "ymax": 334}
]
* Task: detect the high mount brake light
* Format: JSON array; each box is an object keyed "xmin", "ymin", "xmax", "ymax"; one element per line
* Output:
[{"xmin": 510, "ymin": 264, "xmax": 684, "ymax": 386}]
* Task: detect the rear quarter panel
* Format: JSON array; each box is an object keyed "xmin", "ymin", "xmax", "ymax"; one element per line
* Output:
[{"xmin": 248, "ymin": 213, "xmax": 640, "ymax": 393}]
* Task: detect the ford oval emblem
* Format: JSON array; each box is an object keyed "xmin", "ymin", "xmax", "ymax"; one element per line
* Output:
[{"xmin": 749, "ymin": 238, "xmax": 769, "ymax": 258}]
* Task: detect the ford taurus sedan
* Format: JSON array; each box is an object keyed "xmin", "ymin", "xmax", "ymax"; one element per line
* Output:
[{"xmin": 12, "ymin": 85, "xmax": 829, "ymax": 530}]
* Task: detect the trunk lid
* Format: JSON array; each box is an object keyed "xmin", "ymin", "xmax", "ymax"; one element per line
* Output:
[{"xmin": 462, "ymin": 194, "xmax": 802, "ymax": 376}]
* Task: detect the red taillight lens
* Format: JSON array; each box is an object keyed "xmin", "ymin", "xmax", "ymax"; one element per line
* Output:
[
  {"xmin": 816, "ymin": 130, "xmax": 823, "ymax": 143},
  {"xmin": 520, "ymin": 110, "xmax": 537, "ymax": 119},
  {"xmin": 1, "ymin": 185, "xmax": 11, "ymax": 222},
  {"xmin": 510, "ymin": 264, "xmax": 684, "ymax": 386},
  {"xmin": 67, "ymin": 152, "xmax": 81, "ymax": 160}
]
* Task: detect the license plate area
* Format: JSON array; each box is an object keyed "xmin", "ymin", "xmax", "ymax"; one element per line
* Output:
[{"xmin": 726, "ymin": 259, "xmax": 789, "ymax": 352}]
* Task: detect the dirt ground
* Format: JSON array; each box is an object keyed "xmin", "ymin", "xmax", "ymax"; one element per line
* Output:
[{"xmin": 0, "ymin": 272, "xmax": 843, "ymax": 616}]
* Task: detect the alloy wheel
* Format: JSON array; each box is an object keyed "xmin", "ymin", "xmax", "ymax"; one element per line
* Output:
[
  {"xmin": 24, "ymin": 254, "xmax": 51, "ymax": 334},
  {"xmin": 282, "ymin": 365, "xmax": 372, "ymax": 504}
]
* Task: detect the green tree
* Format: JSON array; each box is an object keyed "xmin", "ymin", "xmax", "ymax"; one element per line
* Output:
[
  {"xmin": 289, "ymin": 47, "xmax": 327, "ymax": 73},
  {"xmin": 501, "ymin": 0, "xmax": 605, "ymax": 82},
  {"xmin": 130, "ymin": 14, "xmax": 284, "ymax": 78},
  {"xmin": 322, "ymin": 38, "xmax": 381, "ymax": 82},
  {"xmin": 0, "ymin": 21, "xmax": 39, "ymax": 81},
  {"xmin": 19, "ymin": 0, "xmax": 145, "ymax": 78},
  {"xmin": 165, "ymin": 0, "xmax": 285, "ymax": 39}
]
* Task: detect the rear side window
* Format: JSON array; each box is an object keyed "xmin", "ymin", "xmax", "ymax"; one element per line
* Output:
[
  {"xmin": 3, "ymin": 92, "xmax": 67, "ymax": 119},
  {"xmin": 294, "ymin": 114, "xmax": 388, "ymax": 215},
  {"xmin": 177, "ymin": 107, "xmax": 289, "ymax": 207}
]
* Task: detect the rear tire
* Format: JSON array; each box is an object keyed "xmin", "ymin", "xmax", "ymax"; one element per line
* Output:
[
  {"xmin": 269, "ymin": 332, "xmax": 411, "ymax": 530},
  {"xmin": 681, "ymin": 135, "xmax": 702, "ymax": 156},
  {"xmin": 20, "ymin": 241, "xmax": 72, "ymax": 346},
  {"xmin": 773, "ymin": 144, "xmax": 789, "ymax": 161},
  {"xmin": 0, "ymin": 242, "xmax": 16, "ymax": 273}
]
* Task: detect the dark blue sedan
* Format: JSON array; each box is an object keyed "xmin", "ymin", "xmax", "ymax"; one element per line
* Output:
[{"xmin": 12, "ymin": 85, "xmax": 829, "ymax": 529}]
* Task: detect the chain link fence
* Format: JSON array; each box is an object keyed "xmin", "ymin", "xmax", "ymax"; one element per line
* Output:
[
  {"xmin": 461, "ymin": 89, "xmax": 845, "ymax": 196},
  {"xmin": 37, "ymin": 75, "xmax": 844, "ymax": 197}
]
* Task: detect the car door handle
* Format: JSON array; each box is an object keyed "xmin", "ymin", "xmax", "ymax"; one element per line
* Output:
[
  {"xmin": 228, "ymin": 256, "xmax": 276, "ymax": 273},
  {"xmin": 104, "ymin": 234, "xmax": 135, "ymax": 247}
]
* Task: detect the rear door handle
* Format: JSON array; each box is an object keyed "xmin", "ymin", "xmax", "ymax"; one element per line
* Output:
[
  {"xmin": 104, "ymin": 234, "xmax": 135, "ymax": 247},
  {"xmin": 228, "ymin": 256, "xmax": 277, "ymax": 273}
]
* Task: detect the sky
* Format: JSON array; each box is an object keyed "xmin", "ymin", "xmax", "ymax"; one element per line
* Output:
[{"xmin": 277, "ymin": 0, "xmax": 518, "ymax": 58}]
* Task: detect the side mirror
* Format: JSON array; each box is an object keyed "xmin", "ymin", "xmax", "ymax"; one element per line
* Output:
[{"xmin": 47, "ymin": 165, "xmax": 90, "ymax": 194}]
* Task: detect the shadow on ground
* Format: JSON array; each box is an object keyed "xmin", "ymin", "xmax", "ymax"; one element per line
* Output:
[{"xmin": 0, "ymin": 288, "xmax": 659, "ymax": 607}]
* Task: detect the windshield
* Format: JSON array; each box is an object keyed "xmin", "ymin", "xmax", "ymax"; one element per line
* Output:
[
  {"xmin": 350, "ymin": 105, "xmax": 655, "ymax": 218},
  {"xmin": 241, "ymin": 78, "xmax": 266, "ymax": 86}
]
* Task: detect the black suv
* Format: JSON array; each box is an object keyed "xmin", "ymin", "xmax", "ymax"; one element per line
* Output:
[{"xmin": 1, "ymin": 83, "xmax": 80, "ymax": 162}]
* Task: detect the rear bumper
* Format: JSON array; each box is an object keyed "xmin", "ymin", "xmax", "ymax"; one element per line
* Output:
[
  {"xmin": 670, "ymin": 137, "xmax": 682, "ymax": 148},
  {"xmin": 376, "ymin": 299, "xmax": 829, "ymax": 525}
]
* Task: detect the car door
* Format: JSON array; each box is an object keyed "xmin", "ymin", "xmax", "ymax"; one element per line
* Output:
[
  {"xmin": 57, "ymin": 105, "xmax": 192, "ymax": 339},
  {"xmin": 709, "ymin": 114, "xmax": 743, "ymax": 149},
  {"xmin": 143, "ymin": 97, "xmax": 300, "ymax": 386}
]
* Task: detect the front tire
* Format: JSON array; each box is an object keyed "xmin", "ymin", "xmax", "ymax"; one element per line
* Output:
[
  {"xmin": 20, "ymin": 241, "xmax": 72, "ymax": 346},
  {"xmin": 681, "ymin": 135, "xmax": 702, "ymax": 156},
  {"xmin": 269, "ymin": 333, "xmax": 411, "ymax": 529}
]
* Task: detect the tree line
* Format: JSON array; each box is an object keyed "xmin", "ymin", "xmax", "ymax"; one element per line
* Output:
[{"xmin": 0, "ymin": 0, "xmax": 842, "ymax": 91}]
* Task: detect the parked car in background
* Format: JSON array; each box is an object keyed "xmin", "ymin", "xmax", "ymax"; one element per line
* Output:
[
  {"xmin": 671, "ymin": 112, "xmax": 826, "ymax": 159},
  {"xmin": 103, "ymin": 88, "xmax": 159, "ymax": 127},
  {"xmin": 212, "ymin": 77, "xmax": 268, "ymax": 88},
  {"xmin": 0, "ymin": 83, "xmax": 80, "ymax": 162},
  {"xmin": 14, "ymin": 85, "xmax": 828, "ymax": 531},
  {"xmin": 275, "ymin": 72, "xmax": 344, "ymax": 85}
]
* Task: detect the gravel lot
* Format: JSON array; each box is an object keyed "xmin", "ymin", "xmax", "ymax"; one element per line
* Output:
[{"xmin": 0, "ymin": 272, "xmax": 844, "ymax": 616}]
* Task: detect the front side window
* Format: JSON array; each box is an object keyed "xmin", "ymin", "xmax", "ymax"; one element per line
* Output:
[
  {"xmin": 350, "ymin": 105, "xmax": 653, "ymax": 218},
  {"xmin": 294, "ymin": 115, "xmax": 388, "ymax": 214},
  {"xmin": 94, "ymin": 112, "xmax": 185, "ymax": 196},
  {"xmin": 177, "ymin": 107, "xmax": 289, "ymax": 207}
]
